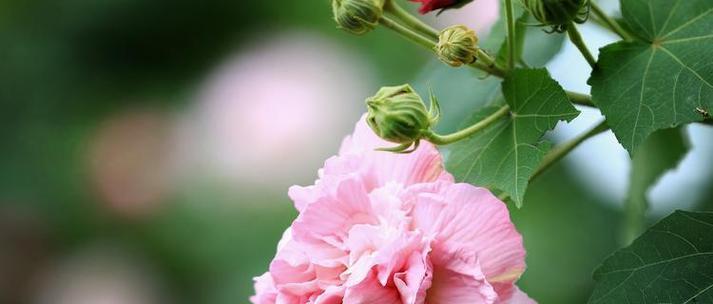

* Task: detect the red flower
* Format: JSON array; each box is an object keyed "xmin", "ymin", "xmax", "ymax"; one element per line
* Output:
[{"xmin": 410, "ymin": 0, "xmax": 473, "ymax": 14}]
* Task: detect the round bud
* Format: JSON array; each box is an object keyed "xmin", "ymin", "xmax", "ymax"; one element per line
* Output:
[
  {"xmin": 332, "ymin": 0, "xmax": 385, "ymax": 35},
  {"xmin": 366, "ymin": 84, "xmax": 433, "ymax": 145},
  {"xmin": 435, "ymin": 25, "xmax": 479, "ymax": 67},
  {"xmin": 522, "ymin": 0, "xmax": 590, "ymax": 32}
]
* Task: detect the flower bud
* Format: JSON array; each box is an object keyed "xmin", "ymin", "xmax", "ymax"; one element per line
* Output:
[
  {"xmin": 522, "ymin": 0, "xmax": 590, "ymax": 32},
  {"xmin": 366, "ymin": 84, "xmax": 439, "ymax": 152},
  {"xmin": 435, "ymin": 25, "xmax": 479, "ymax": 67},
  {"xmin": 332, "ymin": 0, "xmax": 385, "ymax": 35}
]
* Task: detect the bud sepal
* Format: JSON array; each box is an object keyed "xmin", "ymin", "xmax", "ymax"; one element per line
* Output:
[
  {"xmin": 435, "ymin": 25, "xmax": 479, "ymax": 67},
  {"xmin": 332, "ymin": 0, "xmax": 386, "ymax": 35},
  {"xmin": 365, "ymin": 84, "xmax": 440, "ymax": 153}
]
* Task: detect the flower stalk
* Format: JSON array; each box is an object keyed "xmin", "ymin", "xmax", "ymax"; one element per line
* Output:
[
  {"xmin": 504, "ymin": 0, "xmax": 517, "ymax": 70},
  {"xmin": 567, "ymin": 22, "xmax": 597, "ymax": 67},
  {"xmin": 424, "ymin": 105, "xmax": 511, "ymax": 145},
  {"xmin": 385, "ymin": 0, "xmax": 439, "ymax": 39},
  {"xmin": 590, "ymin": 2, "xmax": 633, "ymax": 41},
  {"xmin": 379, "ymin": 15, "xmax": 436, "ymax": 49}
]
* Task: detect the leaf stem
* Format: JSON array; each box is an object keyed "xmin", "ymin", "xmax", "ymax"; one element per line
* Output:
[
  {"xmin": 590, "ymin": 2, "xmax": 633, "ymax": 41},
  {"xmin": 425, "ymin": 105, "xmax": 510, "ymax": 145},
  {"xmin": 504, "ymin": 0, "xmax": 516, "ymax": 70},
  {"xmin": 379, "ymin": 15, "xmax": 436, "ymax": 50},
  {"xmin": 567, "ymin": 22, "xmax": 597, "ymax": 68},
  {"xmin": 384, "ymin": 0, "xmax": 439, "ymax": 39},
  {"xmin": 530, "ymin": 120, "xmax": 609, "ymax": 180}
]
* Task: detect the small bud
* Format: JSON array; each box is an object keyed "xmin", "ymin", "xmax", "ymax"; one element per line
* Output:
[
  {"xmin": 435, "ymin": 25, "xmax": 479, "ymax": 67},
  {"xmin": 366, "ymin": 84, "xmax": 439, "ymax": 152},
  {"xmin": 332, "ymin": 0, "xmax": 385, "ymax": 35},
  {"xmin": 522, "ymin": 0, "xmax": 590, "ymax": 32}
]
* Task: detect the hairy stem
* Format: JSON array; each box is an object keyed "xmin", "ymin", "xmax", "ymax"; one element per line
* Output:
[
  {"xmin": 567, "ymin": 22, "xmax": 597, "ymax": 67},
  {"xmin": 425, "ymin": 105, "xmax": 511, "ymax": 145},
  {"xmin": 379, "ymin": 15, "xmax": 436, "ymax": 50},
  {"xmin": 590, "ymin": 2, "xmax": 633, "ymax": 41},
  {"xmin": 384, "ymin": 0, "xmax": 439, "ymax": 39},
  {"xmin": 504, "ymin": 0, "xmax": 516, "ymax": 70},
  {"xmin": 530, "ymin": 120, "xmax": 609, "ymax": 180}
]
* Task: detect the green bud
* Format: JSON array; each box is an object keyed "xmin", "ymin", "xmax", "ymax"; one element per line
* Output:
[
  {"xmin": 522, "ymin": 0, "xmax": 590, "ymax": 32},
  {"xmin": 435, "ymin": 25, "xmax": 479, "ymax": 67},
  {"xmin": 332, "ymin": 0, "xmax": 385, "ymax": 35},
  {"xmin": 365, "ymin": 84, "xmax": 440, "ymax": 153}
]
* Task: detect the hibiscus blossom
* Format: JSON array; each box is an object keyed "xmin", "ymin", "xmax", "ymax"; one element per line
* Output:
[
  {"xmin": 251, "ymin": 115, "xmax": 534, "ymax": 303},
  {"xmin": 410, "ymin": 0, "xmax": 474, "ymax": 14}
]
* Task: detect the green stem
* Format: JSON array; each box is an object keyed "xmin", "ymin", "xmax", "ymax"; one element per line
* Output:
[
  {"xmin": 378, "ymin": 14, "xmax": 596, "ymax": 108},
  {"xmin": 623, "ymin": 194, "xmax": 646, "ymax": 245},
  {"xmin": 379, "ymin": 15, "xmax": 436, "ymax": 50},
  {"xmin": 504, "ymin": 0, "xmax": 516, "ymax": 70},
  {"xmin": 590, "ymin": 2, "xmax": 633, "ymax": 41},
  {"xmin": 566, "ymin": 91, "xmax": 596, "ymax": 107},
  {"xmin": 384, "ymin": 0, "xmax": 439, "ymax": 39},
  {"xmin": 469, "ymin": 61, "xmax": 507, "ymax": 78},
  {"xmin": 476, "ymin": 49, "xmax": 496, "ymax": 68},
  {"xmin": 567, "ymin": 22, "xmax": 597, "ymax": 68},
  {"xmin": 530, "ymin": 120, "xmax": 609, "ymax": 180},
  {"xmin": 425, "ymin": 105, "xmax": 510, "ymax": 145}
]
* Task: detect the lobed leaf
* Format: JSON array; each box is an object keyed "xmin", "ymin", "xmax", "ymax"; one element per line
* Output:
[{"xmin": 589, "ymin": 0, "xmax": 713, "ymax": 154}]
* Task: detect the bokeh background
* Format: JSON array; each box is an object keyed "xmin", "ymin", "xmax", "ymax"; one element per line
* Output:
[{"xmin": 1, "ymin": 0, "xmax": 712, "ymax": 303}]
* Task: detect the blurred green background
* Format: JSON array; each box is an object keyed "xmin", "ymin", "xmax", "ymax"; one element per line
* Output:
[{"xmin": 1, "ymin": 0, "xmax": 712, "ymax": 303}]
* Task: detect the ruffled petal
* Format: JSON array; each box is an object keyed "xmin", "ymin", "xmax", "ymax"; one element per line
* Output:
[
  {"xmin": 507, "ymin": 287, "xmax": 537, "ymax": 304},
  {"xmin": 411, "ymin": 182, "xmax": 526, "ymax": 297},
  {"xmin": 292, "ymin": 177, "xmax": 377, "ymax": 250},
  {"xmin": 250, "ymin": 273, "xmax": 277, "ymax": 304},
  {"xmin": 343, "ymin": 271, "xmax": 402, "ymax": 304},
  {"xmin": 425, "ymin": 251, "xmax": 498, "ymax": 303}
]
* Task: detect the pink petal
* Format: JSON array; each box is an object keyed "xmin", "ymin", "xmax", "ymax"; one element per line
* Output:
[
  {"xmin": 507, "ymin": 287, "xmax": 537, "ymax": 304},
  {"xmin": 411, "ymin": 182, "xmax": 526, "ymax": 297},
  {"xmin": 343, "ymin": 271, "xmax": 402, "ymax": 304},
  {"xmin": 425, "ymin": 251, "xmax": 498, "ymax": 304},
  {"xmin": 393, "ymin": 251, "xmax": 432, "ymax": 304},
  {"xmin": 339, "ymin": 115, "xmax": 453, "ymax": 187},
  {"xmin": 292, "ymin": 177, "xmax": 377, "ymax": 249},
  {"xmin": 312, "ymin": 286, "xmax": 345, "ymax": 304},
  {"xmin": 250, "ymin": 273, "xmax": 277, "ymax": 304}
]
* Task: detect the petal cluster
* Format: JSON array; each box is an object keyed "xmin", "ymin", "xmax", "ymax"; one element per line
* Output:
[{"xmin": 251, "ymin": 116, "xmax": 533, "ymax": 304}]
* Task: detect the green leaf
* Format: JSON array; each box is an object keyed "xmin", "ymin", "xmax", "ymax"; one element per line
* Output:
[
  {"xmin": 624, "ymin": 127, "xmax": 689, "ymax": 243},
  {"xmin": 589, "ymin": 210, "xmax": 713, "ymax": 304},
  {"xmin": 446, "ymin": 68, "xmax": 580, "ymax": 206},
  {"xmin": 588, "ymin": 0, "xmax": 713, "ymax": 154}
]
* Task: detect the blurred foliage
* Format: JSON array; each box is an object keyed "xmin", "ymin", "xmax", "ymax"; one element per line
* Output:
[{"xmin": 0, "ymin": 0, "xmax": 712, "ymax": 303}]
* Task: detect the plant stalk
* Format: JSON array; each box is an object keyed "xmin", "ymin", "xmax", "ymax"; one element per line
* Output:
[
  {"xmin": 384, "ymin": 0, "xmax": 439, "ymax": 39},
  {"xmin": 590, "ymin": 2, "xmax": 633, "ymax": 41},
  {"xmin": 425, "ymin": 105, "xmax": 510, "ymax": 145},
  {"xmin": 504, "ymin": 0, "xmax": 517, "ymax": 70},
  {"xmin": 379, "ymin": 15, "xmax": 436, "ymax": 50},
  {"xmin": 530, "ymin": 120, "xmax": 609, "ymax": 180},
  {"xmin": 567, "ymin": 22, "xmax": 597, "ymax": 67}
]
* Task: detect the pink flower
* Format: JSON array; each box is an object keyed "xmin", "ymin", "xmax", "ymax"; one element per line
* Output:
[{"xmin": 251, "ymin": 115, "xmax": 534, "ymax": 303}]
